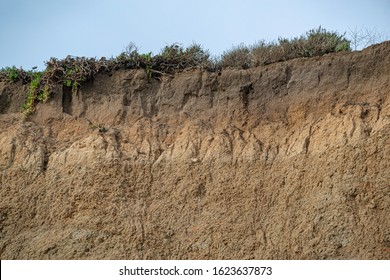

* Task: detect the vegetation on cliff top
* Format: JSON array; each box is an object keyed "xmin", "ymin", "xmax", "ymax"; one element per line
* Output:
[{"xmin": 0, "ymin": 27, "xmax": 352, "ymax": 115}]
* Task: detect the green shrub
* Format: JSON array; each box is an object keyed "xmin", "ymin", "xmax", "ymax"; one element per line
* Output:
[
  {"xmin": 115, "ymin": 42, "xmax": 211, "ymax": 78},
  {"xmin": 150, "ymin": 43, "xmax": 212, "ymax": 74},
  {"xmin": 159, "ymin": 43, "xmax": 184, "ymax": 61},
  {"xmin": 0, "ymin": 66, "xmax": 30, "ymax": 83},
  {"xmin": 302, "ymin": 26, "xmax": 351, "ymax": 56},
  {"xmin": 335, "ymin": 40, "xmax": 351, "ymax": 52},
  {"xmin": 21, "ymin": 71, "xmax": 47, "ymax": 115},
  {"xmin": 4, "ymin": 66, "xmax": 19, "ymax": 82}
]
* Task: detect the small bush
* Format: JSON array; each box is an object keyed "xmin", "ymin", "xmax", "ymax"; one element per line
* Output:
[
  {"xmin": 45, "ymin": 55, "xmax": 98, "ymax": 93},
  {"xmin": 116, "ymin": 42, "xmax": 142, "ymax": 68},
  {"xmin": 155, "ymin": 43, "xmax": 211, "ymax": 70},
  {"xmin": 302, "ymin": 26, "xmax": 351, "ymax": 56},
  {"xmin": 159, "ymin": 43, "xmax": 184, "ymax": 61},
  {"xmin": 221, "ymin": 43, "xmax": 251, "ymax": 68},
  {"xmin": 185, "ymin": 43, "xmax": 211, "ymax": 66},
  {"xmin": 251, "ymin": 41, "xmax": 280, "ymax": 66},
  {"xmin": 3, "ymin": 66, "xmax": 19, "ymax": 82}
]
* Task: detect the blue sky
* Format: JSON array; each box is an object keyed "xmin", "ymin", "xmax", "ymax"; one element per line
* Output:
[{"xmin": 0, "ymin": 0, "xmax": 389, "ymax": 70}]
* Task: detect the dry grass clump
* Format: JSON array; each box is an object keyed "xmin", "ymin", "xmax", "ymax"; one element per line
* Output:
[{"xmin": 220, "ymin": 43, "xmax": 251, "ymax": 68}]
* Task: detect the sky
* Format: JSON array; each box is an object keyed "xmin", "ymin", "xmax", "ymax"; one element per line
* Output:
[{"xmin": 0, "ymin": 0, "xmax": 389, "ymax": 70}]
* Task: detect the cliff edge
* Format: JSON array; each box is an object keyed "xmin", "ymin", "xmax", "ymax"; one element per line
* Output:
[{"xmin": 0, "ymin": 42, "xmax": 389, "ymax": 259}]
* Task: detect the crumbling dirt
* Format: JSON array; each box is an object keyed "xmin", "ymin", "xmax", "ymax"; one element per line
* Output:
[{"xmin": 0, "ymin": 42, "xmax": 389, "ymax": 259}]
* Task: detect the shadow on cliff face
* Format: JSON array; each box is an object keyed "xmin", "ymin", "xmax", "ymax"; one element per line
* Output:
[
  {"xmin": 0, "ymin": 42, "xmax": 389, "ymax": 259},
  {"xmin": 62, "ymin": 87, "xmax": 73, "ymax": 115},
  {"xmin": 0, "ymin": 87, "xmax": 10, "ymax": 113}
]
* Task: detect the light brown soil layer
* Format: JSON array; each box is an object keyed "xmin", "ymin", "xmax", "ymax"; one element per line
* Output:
[{"xmin": 0, "ymin": 42, "xmax": 389, "ymax": 259}]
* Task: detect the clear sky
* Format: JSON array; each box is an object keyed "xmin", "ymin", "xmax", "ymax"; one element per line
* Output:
[{"xmin": 0, "ymin": 0, "xmax": 389, "ymax": 70}]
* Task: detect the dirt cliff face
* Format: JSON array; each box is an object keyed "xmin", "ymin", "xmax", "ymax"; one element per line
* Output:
[{"xmin": 1, "ymin": 42, "xmax": 389, "ymax": 260}]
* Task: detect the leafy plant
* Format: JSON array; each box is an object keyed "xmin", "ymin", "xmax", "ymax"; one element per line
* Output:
[
  {"xmin": 37, "ymin": 84, "xmax": 51, "ymax": 102},
  {"xmin": 0, "ymin": 66, "xmax": 28, "ymax": 83},
  {"xmin": 21, "ymin": 71, "xmax": 44, "ymax": 115},
  {"xmin": 140, "ymin": 52, "xmax": 153, "ymax": 80},
  {"xmin": 4, "ymin": 66, "xmax": 19, "ymax": 82}
]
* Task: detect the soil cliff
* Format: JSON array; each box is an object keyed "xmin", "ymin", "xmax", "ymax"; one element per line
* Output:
[{"xmin": 0, "ymin": 42, "xmax": 389, "ymax": 259}]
